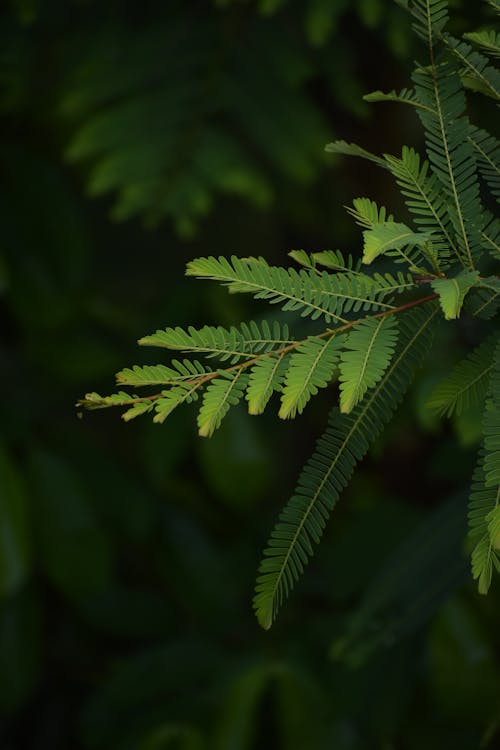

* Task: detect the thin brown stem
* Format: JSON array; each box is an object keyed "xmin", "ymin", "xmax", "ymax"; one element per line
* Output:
[{"xmin": 118, "ymin": 292, "xmax": 439, "ymax": 406}]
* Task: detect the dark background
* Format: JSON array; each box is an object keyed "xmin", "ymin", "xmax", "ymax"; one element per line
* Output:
[{"xmin": 0, "ymin": 1, "xmax": 499, "ymax": 748}]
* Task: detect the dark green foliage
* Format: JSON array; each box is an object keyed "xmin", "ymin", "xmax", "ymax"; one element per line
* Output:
[
  {"xmin": 82, "ymin": 0, "xmax": 500, "ymax": 627},
  {"xmin": 1, "ymin": 1, "xmax": 499, "ymax": 749}
]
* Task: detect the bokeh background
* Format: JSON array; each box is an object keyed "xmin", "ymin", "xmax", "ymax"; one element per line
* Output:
[{"xmin": 1, "ymin": 1, "xmax": 499, "ymax": 748}]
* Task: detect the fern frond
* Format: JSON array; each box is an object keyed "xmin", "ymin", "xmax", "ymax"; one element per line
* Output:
[
  {"xmin": 154, "ymin": 383, "xmax": 202, "ymax": 424},
  {"xmin": 324, "ymin": 141, "xmax": 386, "ymax": 168},
  {"xmin": 398, "ymin": 0, "xmax": 449, "ymax": 45},
  {"xmin": 362, "ymin": 222, "xmax": 433, "ymax": 265},
  {"xmin": 364, "ymin": 87, "xmax": 434, "ymax": 113},
  {"xmin": 186, "ymin": 256, "xmax": 399, "ymax": 322},
  {"xmin": 481, "ymin": 214, "xmax": 500, "ymax": 261},
  {"xmin": 197, "ymin": 370, "xmax": 248, "ymax": 437},
  {"xmin": 469, "ymin": 452, "xmax": 500, "ymax": 594},
  {"xmin": 116, "ymin": 360, "xmax": 210, "ymax": 386},
  {"xmin": 246, "ymin": 353, "xmax": 289, "ymax": 415},
  {"xmin": 413, "ymin": 61, "xmax": 484, "ymax": 269},
  {"xmin": 431, "ymin": 270, "xmax": 479, "ymax": 319},
  {"xmin": 468, "ymin": 126, "xmax": 500, "ymax": 203},
  {"xmin": 278, "ymin": 335, "xmax": 345, "ymax": 419},
  {"xmin": 254, "ymin": 303, "xmax": 438, "ymax": 629},
  {"xmin": 384, "ymin": 146, "xmax": 456, "ymax": 267},
  {"xmin": 138, "ymin": 320, "xmax": 292, "ymax": 363},
  {"xmin": 444, "ymin": 34, "xmax": 500, "ymax": 101},
  {"xmin": 466, "ymin": 286, "xmax": 500, "ymax": 320},
  {"xmin": 469, "ymin": 340, "xmax": 500, "ymax": 593},
  {"xmin": 464, "ymin": 31, "xmax": 500, "ymax": 60},
  {"xmin": 483, "ymin": 342, "xmax": 500, "ymax": 489},
  {"xmin": 339, "ymin": 316, "xmax": 399, "ymax": 413},
  {"xmin": 311, "ymin": 250, "xmax": 363, "ymax": 274},
  {"xmin": 346, "ymin": 198, "xmax": 393, "ymax": 229},
  {"xmin": 426, "ymin": 334, "xmax": 497, "ymax": 416},
  {"xmin": 186, "ymin": 255, "xmax": 342, "ymax": 321},
  {"xmin": 79, "ymin": 391, "xmax": 143, "ymax": 409}
]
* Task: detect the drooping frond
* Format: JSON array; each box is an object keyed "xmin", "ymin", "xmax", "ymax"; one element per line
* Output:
[
  {"xmin": 278, "ymin": 335, "xmax": 345, "ymax": 419},
  {"xmin": 482, "ymin": 340, "xmax": 500, "ymax": 489},
  {"xmin": 468, "ymin": 339, "xmax": 500, "ymax": 593},
  {"xmin": 339, "ymin": 316, "xmax": 399, "ymax": 413},
  {"xmin": 431, "ymin": 270, "xmax": 479, "ymax": 319},
  {"xmin": 443, "ymin": 34, "xmax": 500, "ymax": 101},
  {"xmin": 362, "ymin": 222, "xmax": 433, "ymax": 265},
  {"xmin": 246, "ymin": 353, "xmax": 289, "ymax": 415},
  {"xmin": 469, "ymin": 452, "xmax": 500, "ymax": 594},
  {"xmin": 468, "ymin": 126, "xmax": 500, "ymax": 203},
  {"xmin": 463, "ymin": 30, "xmax": 500, "ymax": 60},
  {"xmin": 138, "ymin": 320, "xmax": 292, "ymax": 363},
  {"xmin": 324, "ymin": 141, "xmax": 386, "ymax": 168},
  {"xmin": 426, "ymin": 333, "xmax": 497, "ymax": 416},
  {"xmin": 384, "ymin": 146, "xmax": 456, "ymax": 267},
  {"xmin": 253, "ymin": 303, "xmax": 438, "ymax": 629},
  {"xmin": 413, "ymin": 61, "xmax": 484, "ymax": 269},
  {"xmin": 186, "ymin": 256, "xmax": 400, "ymax": 322},
  {"xmin": 197, "ymin": 370, "xmax": 248, "ymax": 437}
]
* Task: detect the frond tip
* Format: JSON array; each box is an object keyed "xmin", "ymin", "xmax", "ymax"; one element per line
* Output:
[{"xmin": 254, "ymin": 304, "xmax": 437, "ymax": 629}]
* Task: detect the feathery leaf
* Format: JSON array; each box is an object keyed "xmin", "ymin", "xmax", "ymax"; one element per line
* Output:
[
  {"xmin": 254, "ymin": 304, "xmax": 438, "ymax": 629},
  {"xmin": 339, "ymin": 316, "xmax": 399, "ymax": 413},
  {"xmin": 431, "ymin": 270, "xmax": 479, "ymax": 319},
  {"xmin": 279, "ymin": 335, "xmax": 345, "ymax": 419},
  {"xmin": 426, "ymin": 333, "xmax": 497, "ymax": 416}
]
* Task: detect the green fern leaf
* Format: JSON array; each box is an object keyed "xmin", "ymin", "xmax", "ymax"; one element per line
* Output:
[
  {"xmin": 339, "ymin": 316, "xmax": 399, "ymax": 413},
  {"xmin": 116, "ymin": 360, "xmax": 209, "ymax": 386},
  {"xmin": 346, "ymin": 197, "xmax": 393, "ymax": 228},
  {"xmin": 138, "ymin": 320, "xmax": 292, "ymax": 363},
  {"xmin": 186, "ymin": 256, "xmax": 397, "ymax": 322},
  {"xmin": 444, "ymin": 34, "xmax": 500, "ymax": 101},
  {"xmin": 469, "ymin": 340, "xmax": 500, "ymax": 593},
  {"xmin": 468, "ymin": 126, "xmax": 500, "ymax": 203},
  {"xmin": 464, "ymin": 30, "xmax": 500, "ymax": 59},
  {"xmin": 278, "ymin": 335, "xmax": 345, "ymax": 419},
  {"xmin": 431, "ymin": 270, "xmax": 479, "ymax": 320},
  {"xmin": 324, "ymin": 141, "xmax": 386, "ymax": 167},
  {"xmin": 311, "ymin": 250, "xmax": 363, "ymax": 274},
  {"xmin": 469, "ymin": 452, "xmax": 500, "ymax": 594},
  {"xmin": 483, "ymin": 343, "xmax": 500, "ymax": 489},
  {"xmin": 413, "ymin": 61, "xmax": 484, "ymax": 269},
  {"xmin": 362, "ymin": 222, "xmax": 433, "ymax": 264},
  {"xmin": 397, "ymin": 0, "xmax": 449, "ymax": 44},
  {"xmin": 246, "ymin": 353, "xmax": 289, "ymax": 415},
  {"xmin": 197, "ymin": 370, "xmax": 248, "ymax": 437},
  {"xmin": 363, "ymin": 87, "xmax": 434, "ymax": 113},
  {"xmin": 384, "ymin": 147, "xmax": 456, "ymax": 267},
  {"xmin": 154, "ymin": 383, "xmax": 202, "ymax": 424},
  {"xmin": 426, "ymin": 333, "xmax": 497, "ymax": 416},
  {"xmin": 254, "ymin": 303, "xmax": 438, "ymax": 629}
]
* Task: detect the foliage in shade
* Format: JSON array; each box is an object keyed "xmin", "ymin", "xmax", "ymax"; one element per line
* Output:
[{"xmin": 80, "ymin": 0, "xmax": 500, "ymax": 626}]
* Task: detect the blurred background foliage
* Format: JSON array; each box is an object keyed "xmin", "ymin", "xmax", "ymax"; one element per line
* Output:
[{"xmin": 0, "ymin": 0, "xmax": 499, "ymax": 748}]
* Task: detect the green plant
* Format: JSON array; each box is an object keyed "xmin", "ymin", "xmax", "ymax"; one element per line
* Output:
[{"xmin": 80, "ymin": 0, "xmax": 499, "ymax": 629}]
